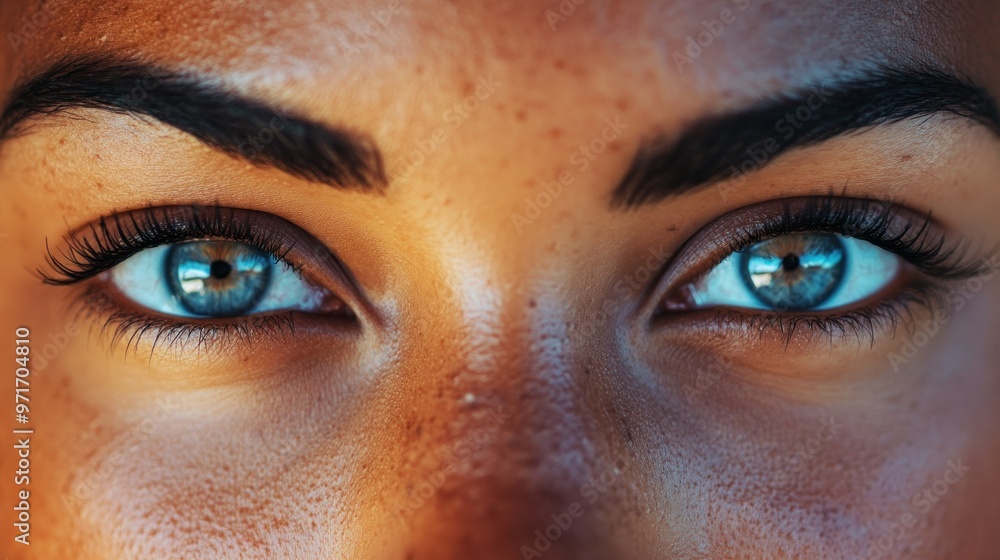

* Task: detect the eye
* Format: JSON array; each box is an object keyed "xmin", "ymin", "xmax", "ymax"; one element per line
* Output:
[
  {"xmin": 672, "ymin": 232, "xmax": 901, "ymax": 312},
  {"xmin": 108, "ymin": 240, "xmax": 337, "ymax": 318}
]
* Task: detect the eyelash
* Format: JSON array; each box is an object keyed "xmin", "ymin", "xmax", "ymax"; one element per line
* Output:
[
  {"xmin": 719, "ymin": 197, "xmax": 980, "ymax": 279},
  {"xmin": 44, "ymin": 205, "xmax": 312, "ymax": 354},
  {"xmin": 73, "ymin": 283, "xmax": 299, "ymax": 356},
  {"xmin": 44, "ymin": 199, "xmax": 991, "ymax": 354},
  {"xmin": 42, "ymin": 205, "xmax": 299, "ymax": 285},
  {"xmin": 660, "ymin": 197, "xmax": 991, "ymax": 345}
]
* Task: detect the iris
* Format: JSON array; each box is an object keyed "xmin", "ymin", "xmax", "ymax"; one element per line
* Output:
[
  {"xmin": 739, "ymin": 233, "xmax": 846, "ymax": 311},
  {"xmin": 165, "ymin": 241, "xmax": 273, "ymax": 317}
]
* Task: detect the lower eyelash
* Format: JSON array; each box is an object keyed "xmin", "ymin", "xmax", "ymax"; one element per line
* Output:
[
  {"xmin": 70, "ymin": 284, "xmax": 298, "ymax": 358},
  {"xmin": 705, "ymin": 280, "xmax": 950, "ymax": 348}
]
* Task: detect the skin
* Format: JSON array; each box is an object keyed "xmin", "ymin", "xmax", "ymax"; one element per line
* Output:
[{"xmin": 1, "ymin": 0, "xmax": 1000, "ymax": 558}]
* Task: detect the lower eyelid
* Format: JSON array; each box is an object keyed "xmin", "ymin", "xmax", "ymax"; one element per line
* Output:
[{"xmin": 651, "ymin": 279, "xmax": 951, "ymax": 351}]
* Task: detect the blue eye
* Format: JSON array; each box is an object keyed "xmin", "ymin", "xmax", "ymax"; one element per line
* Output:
[
  {"xmin": 108, "ymin": 240, "xmax": 334, "ymax": 318},
  {"xmin": 684, "ymin": 233, "xmax": 900, "ymax": 312}
]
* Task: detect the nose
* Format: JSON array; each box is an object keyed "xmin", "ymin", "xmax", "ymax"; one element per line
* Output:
[{"xmin": 371, "ymin": 296, "xmax": 628, "ymax": 560}]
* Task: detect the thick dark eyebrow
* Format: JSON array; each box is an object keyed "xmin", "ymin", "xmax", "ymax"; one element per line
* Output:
[
  {"xmin": 612, "ymin": 66, "xmax": 1000, "ymax": 209},
  {"xmin": 0, "ymin": 55, "xmax": 387, "ymax": 190}
]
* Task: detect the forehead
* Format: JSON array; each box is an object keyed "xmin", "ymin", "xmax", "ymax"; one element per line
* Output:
[{"xmin": 4, "ymin": 0, "xmax": 963, "ymax": 94}]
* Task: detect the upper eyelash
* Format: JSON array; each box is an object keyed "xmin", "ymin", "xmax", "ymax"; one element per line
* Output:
[
  {"xmin": 720, "ymin": 196, "xmax": 989, "ymax": 280},
  {"xmin": 41, "ymin": 205, "xmax": 300, "ymax": 285}
]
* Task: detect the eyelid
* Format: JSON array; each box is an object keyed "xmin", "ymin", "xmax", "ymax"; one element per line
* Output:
[
  {"xmin": 41, "ymin": 205, "xmax": 376, "ymax": 322},
  {"xmin": 641, "ymin": 196, "xmax": 982, "ymax": 321}
]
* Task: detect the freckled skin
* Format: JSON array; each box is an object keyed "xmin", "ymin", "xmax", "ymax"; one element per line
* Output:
[{"xmin": 1, "ymin": 0, "xmax": 1000, "ymax": 559}]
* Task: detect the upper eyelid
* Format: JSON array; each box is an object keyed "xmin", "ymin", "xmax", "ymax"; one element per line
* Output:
[
  {"xmin": 41, "ymin": 205, "xmax": 386, "ymax": 327},
  {"xmin": 39, "ymin": 206, "xmax": 356, "ymax": 291}
]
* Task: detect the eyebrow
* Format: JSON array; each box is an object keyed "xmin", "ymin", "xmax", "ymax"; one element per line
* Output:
[
  {"xmin": 612, "ymin": 65, "xmax": 1000, "ymax": 209},
  {"xmin": 0, "ymin": 55, "xmax": 387, "ymax": 190}
]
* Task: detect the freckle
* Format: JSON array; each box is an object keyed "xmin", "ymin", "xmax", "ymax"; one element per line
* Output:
[
  {"xmin": 462, "ymin": 80, "xmax": 475, "ymax": 96},
  {"xmin": 415, "ymin": 64, "xmax": 425, "ymax": 75},
  {"xmin": 529, "ymin": 299, "xmax": 537, "ymax": 308},
  {"xmin": 549, "ymin": 127, "xmax": 562, "ymax": 139},
  {"xmin": 667, "ymin": 225, "xmax": 678, "ymax": 232},
  {"xmin": 900, "ymin": 154, "xmax": 913, "ymax": 162},
  {"xmin": 443, "ymin": 197, "xmax": 451, "ymax": 206},
  {"xmin": 553, "ymin": 58, "xmax": 566, "ymax": 70},
  {"xmin": 616, "ymin": 98, "xmax": 630, "ymax": 111},
  {"xmin": 515, "ymin": 110, "xmax": 527, "ymax": 122}
]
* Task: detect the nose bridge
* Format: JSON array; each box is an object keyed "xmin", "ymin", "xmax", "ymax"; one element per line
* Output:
[{"xmin": 388, "ymin": 271, "xmax": 612, "ymax": 558}]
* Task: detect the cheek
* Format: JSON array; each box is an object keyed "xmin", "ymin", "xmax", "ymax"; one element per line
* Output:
[
  {"xmin": 622, "ymin": 289, "xmax": 1000, "ymax": 557},
  {"xmin": 64, "ymin": 387, "xmax": 370, "ymax": 559}
]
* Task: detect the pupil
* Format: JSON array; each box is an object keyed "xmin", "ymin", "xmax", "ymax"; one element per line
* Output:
[
  {"xmin": 781, "ymin": 254, "xmax": 800, "ymax": 272},
  {"xmin": 210, "ymin": 260, "xmax": 233, "ymax": 279}
]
